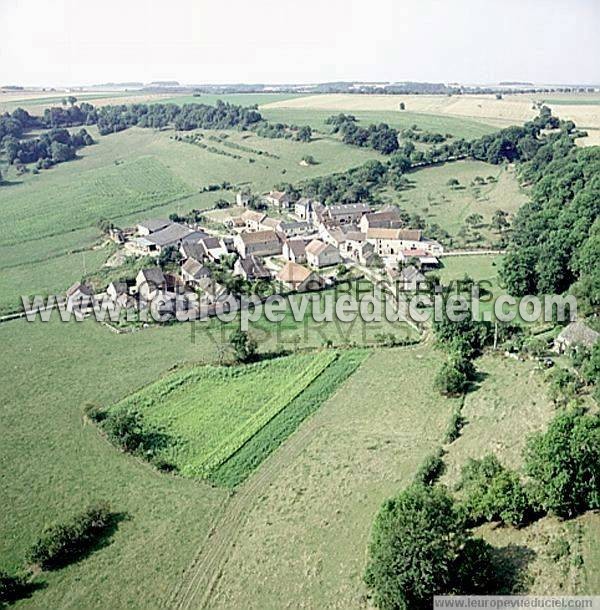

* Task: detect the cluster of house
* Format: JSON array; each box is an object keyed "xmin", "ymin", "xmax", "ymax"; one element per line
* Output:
[{"xmin": 67, "ymin": 191, "xmax": 444, "ymax": 318}]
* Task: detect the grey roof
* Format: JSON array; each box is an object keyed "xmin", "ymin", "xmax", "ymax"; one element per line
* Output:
[
  {"xmin": 180, "ymin": 242, "xmax": 206, "ymax": 261},
  {"xmin": 137, "ymin": 218, "xmax": 171, "ymax": 233},
  {"xmin": 200, "ymin": 236, "xmax": 222, "ymax": 250},
  {"xmin": 147, "ymin": 223, "xmax": 194, "ymax": 247},
  {"xmin": 139, "ymin": 267, "xmax": 166, "ymax": 286},
  {"xmin": 108, "ymin": 281, "xmax": 128, "ymax": 295},
  {"xmin": 182, "ymin": 258, "xmax": 210, "ymax": 279},
  {"xmin": 399, "ymin": 265, "xmax": 426, "ymax": 283},
  {"xmin": 556, "ymin": 321, "xmax": 600, "ymax": 348},
  {"xmin": 285, "ymin": 239, "xmax": 309, "ymax": 257},
  {"xmin": 67, "ymin": 282, "xmax": 93, "ymax": 297},
  {"xmin": 327, "ymin": 203, "xmax": 371, "ymax": 217},
  {"xmin": 236, "ymin": 255, "xmax": 270, "ymax": 279}
]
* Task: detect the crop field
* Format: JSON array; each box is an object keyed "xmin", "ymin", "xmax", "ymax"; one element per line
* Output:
[
  {"xmin": 383, "ymin": 159, "xmax": 528, "ymax": 246},
  {"xmin": 157, "ymin": 92, "xmax": 303, "ymax": 107},
  {"xmin": 110, "ymin": 351, "xmax": 338, "ymax": 477}
]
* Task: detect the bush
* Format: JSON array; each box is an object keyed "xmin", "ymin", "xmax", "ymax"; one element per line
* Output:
[
  {"xmin": 364, "ymin": 485, "xmax": 495, "ymax": 610},
  {"xmin": 457, "ymin": 455, "xmax": 533, "ymax": 526},
  {"xmin": 229, "ymin": 329, "xmax": 257, "ymax": 363},
  {"xmin": 444, "ymin": 409, "xmax": 466, "ymax": 443},
  {"xmin": 414, "ymin": 449, "xmax": 445, "ymax": 486},
  {"xmin": 525, "ymin": 411, "xmax": 600, "ymax": 518},
  {"xmin": 100, "ymin": 408, "xmax": 170, "ymax": 457},
  {"xmin": 435, "ymin": 361, "xmax": 468, "ymax": 396},
  {"xmin": 28, "ymin": 502, "xmax": 112, "ymax": 570}
]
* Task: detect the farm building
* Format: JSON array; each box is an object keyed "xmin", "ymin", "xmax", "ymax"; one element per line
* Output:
[
  {"xmin": 554, "ymin": 321, "xmax": 599, "ymax": 353},
  {"xmin": 182, "ymin": 258, "xmax": 212, "ymax": 286},
  {"xmin": 200, "ymin": 236, "xmax": 228, "ymax": 262},
  {"xmin": 146, "ymin": 223, "xmax": 206, "ymax": 253},
  {"xmin": 136, "ymin": 268, "xmax": 167, "ymax": 301},
  {"xmin": 276, "ymin": 261, "xmax": 324, "ymax": 292},
  {"xmin": 325, "ymin": 203, "xmax": 371, "ymax": 225},
  {"xmin": 234, "ymin": 230, "xmax": 282, "ymax": 258},
  {"xmin": 366, "ymin": 228, "xmax": 443, "ymax": 258},
  {"xmin": 233, "ymin": 255, "xmax": 271, "ymax": 281},
  {"xmin": 282, "ymin": 238, "xmax": 310, "ymax": 264},
  {"xmin": 66, "ymin": 282, "xmax": 95, "ymax": 313},
  {"xmin": 397, "ymin": 265, "xmax": 427, "ymax": 291},
  {"xmin": 136, "ymin": 218, "xmax": 171, "ymax": 236},
  {"xmin": 180, "ymin": 241, "xmax": 206, "ymax": 263},
  {"xmin": 359, "ymin": 208, "xmax": 403, "ymax": 232},
  {"xmin": 305, "ymin": 239, "xmax": 342, "ymax": 268},
  {"xmin": 241, "ymin": 209, "xmax": 267, "ymax": 231},
  {"xmin": 265, "ymin": 190, "xmax": 291, "ymax": 210}
]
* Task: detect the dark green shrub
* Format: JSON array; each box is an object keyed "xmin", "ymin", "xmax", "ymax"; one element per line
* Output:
[
  {"xmin": 364, "ymin": 485, "xmax": 495, "ymax": 610},
  {"xmin": 28, "ymin": 502, "xmax": 112, "ymax": 570},
  {"xmin": 414, "ymin": 449, "xmax": 445, "ymax": 486},
  {"xmin": 525, "ymin": 411, "xmax": 600, "ymax": 518}
]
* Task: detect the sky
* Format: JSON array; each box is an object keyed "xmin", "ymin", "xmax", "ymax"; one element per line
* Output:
[{"xmin": 1, "ymin": 0, "xmax": 598, "ymax": 87}]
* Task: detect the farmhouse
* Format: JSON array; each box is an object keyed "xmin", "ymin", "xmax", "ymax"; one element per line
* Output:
[
  {"xmin": 265, "ymin": 190, "xmax": 291, "ymax": 210},
  {"xmin": 305, "ymin": 239, "xmax": 342, "ymax": 268},
  {"xmin": 554, "ymin": 321, "xmax": 600, "ymax": 353},
  {"xmin": 275, "ymin": 220, "xmax": 311, "ymax": 237},
  {"xmin": 136, "ymin": 218, "xmax": 171, "ymax": 236},
  {"xmin": 282, "ymin": 238, "xmax": 310, "ymax": 264},
  {"xmin": 233, "ymin": 255, "xmax": 271, "ymax": 281},
  {"xmin": 136, "ymin": 267, "xmax": 166, "ymax": 300},
  {"xmin": 241, "ymin": 209, "xmax": 267, "ymax": 231},
  {"xmin": 66, "ymin": 282, "xmax": 95, "ymax": 313},
  {"xmin": 277, "ymin": 261, "xmax": 324, "ymax": 292},
  {"xmin": 325, "ymin": 203, "xmax": 371, "ymax": 225},
  {"xmin": 106, "ymin": 281, "xmax": 136, "ymax": 308},
  {"xmin": 181, "ymin": 258, "xmax": 211, "ymax": 286},
  {"xmin": 359, "ymin": 208, "xmax": 403, "ymax": 232},
  {"xmin": 234, "ymin": 230, "xmax": 282, "ymax": 258}
]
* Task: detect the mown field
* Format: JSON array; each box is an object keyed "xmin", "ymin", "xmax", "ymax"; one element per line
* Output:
[
  {"xmin": 263, "ymin": 92, "xmax": 600, "ymax": 146},
  {"xmin": 261, "ymin": 106, "xmax": 497, "ymax": 140},
  {"xmin": 207, "ymin": 345, "xmax": 458, "ymax": 609},
  {"xmin": 384, "ymin": 159, "xmax": 528, "ymax": 247}
]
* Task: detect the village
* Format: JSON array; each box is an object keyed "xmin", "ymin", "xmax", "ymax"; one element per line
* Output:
[{"xmin": 65, "ymin": 190, "xmax": 446, "ymax": 320}]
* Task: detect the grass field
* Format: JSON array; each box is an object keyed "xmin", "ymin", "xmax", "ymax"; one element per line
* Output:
[
  {"xmin": 439, "ymin": 353, "xmax": 600, "ymax": 595},
  {"xmin": 206, "ymin": 346, "xmax": 458, "ymax": 609},
  {"xmin": 109, "ymin": 351, "xmax": 338, "ymax": 477},
  {"xmin": 384, "ymin": 159, "xmax": 528, "ymax": 247},
  {"xmin": 0, "ymin": 122, "xmax": 382, "ymax": 315}
]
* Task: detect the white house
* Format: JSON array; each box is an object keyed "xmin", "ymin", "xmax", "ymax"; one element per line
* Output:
[{"xmin": 305, "ymin": 239, "xmax": 342, "ymax": 268}]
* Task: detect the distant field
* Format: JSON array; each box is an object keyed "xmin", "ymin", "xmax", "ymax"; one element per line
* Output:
[
  {"xmin": 260, "ymin": 106, "xmax": 497, "ymax": 139},
  {"xmin": 263, "ymin": 93, "xmax": 600, "ymax": 145},
  {"xmin": 110, "ymin": 351, "xmax": 337, "ymax": 477},
  {"xmin": 157, "ymin": 92, "xmax": 304, "ymax": 107},
  {"xmin": 385, "ymin": 159, "xmax": 528, "ymax": 246}
]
